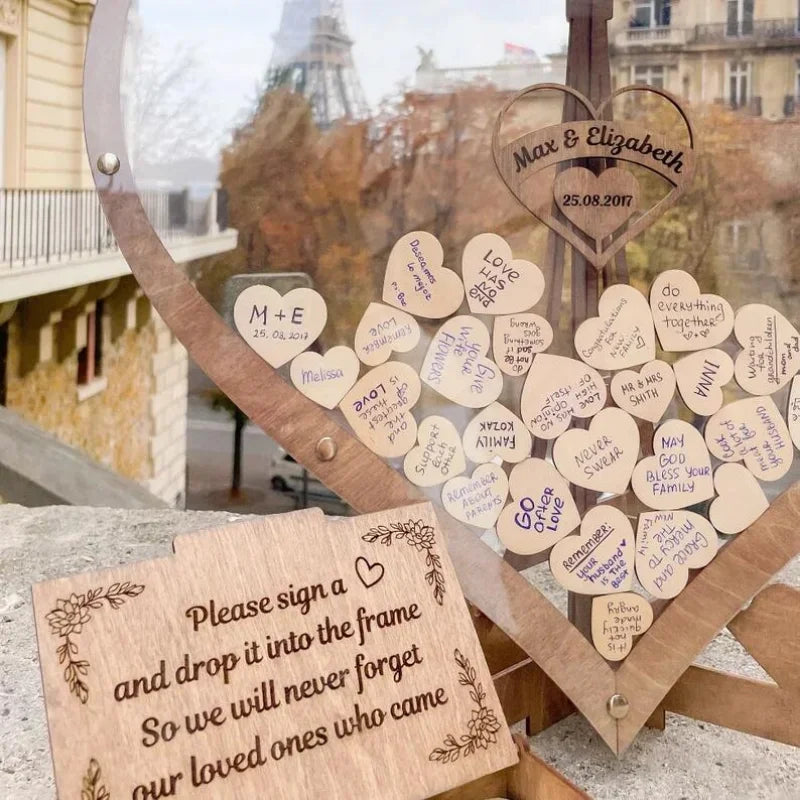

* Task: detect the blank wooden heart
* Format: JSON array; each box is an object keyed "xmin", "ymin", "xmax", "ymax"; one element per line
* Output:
[
  {"xmin": 549, "ymin": 505, "xmax": 635, "ymax": 595},
  {"xmin": 403, "ymin": 416, "xmax": 466, "ymax": 488},
  {"xmin": 650, "ymin": 270, "xmax": 734, "ymax": 352},
  {"xmin": 442, "ymin": 464, "xmax": 509, "ymax": 529},
  {"xmin": 610, "ymin": 360, "xmax": 675, "ymax": 423},
  {"xmin": 635, "ymin": 510, "xmax": 718, "ymax": 599},
  {"xmin": 632, "ymin": 419, "xmax": 714, "ymax": 510},
  {"xmin": 554, "ymin": 167, "xmax": 640, "ymax": 241},
  {"xmin": 383, "ymin": 231, "xmax": 465, "ymax": 319},
  {"xmin": 591, "ymin": 592, "xmax": 653, "ymax": 662},
  {"xmin": 354, "ymin": 302, "xmax": 421, "ymax": 366},
  {"xmin": 574, "ymin": 284, "xmax": 655, "ymax": 370},
  {"xmin": 339, "ymin": 361, "xmax": 421, "ymax": 458},
  {"xmin": 789, "ymin": 376, "xmax": 800, "ymax": 450},
  {"xmin": 520, "ymin": 354, "xmax": 607, "ymax": 440},
  {"xmin": 492, "ymin": 313, "xmax": 553, "ymax": 377},
  {"xmin": 421, "ymin": 316, "xmax": 503, "ymax": 408},
  {"xmin": 673, "ymin": 348, "xmax": 734, "ymax": 416},
  {"xmin": 462, "ymin": 232, "xmax": 545, "ymax": 315},
  {"xmin": 233, "ymin": 285, "xmax": 328, "ymax": 368},
  {"xmin": 462, "ymin": 403, "xmax": 532, "ymax": 465},
  {"xmin": 734, "ymin": 304, "xmax": 800, "ymax": 395},
  {"xmin": 552, "ymin": 407, "xmax": 640, "ymax": 495},
  {"xmin": 709, "ymin": 463, "xmax": 769, "ymax": 535},
  {"xmin": 496, "ymin": 458, "xmax": 580, "ymax": 556},
  {"xmin": 705, "ymin": 396, "xmax": 793, "ymax": 482},
  {"xmin": 290, "ymin": 346, "xmax": 360, "ymax": 409}
]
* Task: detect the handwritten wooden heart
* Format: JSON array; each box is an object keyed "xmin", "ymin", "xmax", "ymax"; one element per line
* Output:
[
  {"xmin": 87, "ymin": 6, "xmax": 800, "ymax": 756},
  {"xmin": 233, "ymin": 285, "xmax": 328, "ymax": 367},
  {"xmin": 709, "ymin": 464, "xmax": 769, "ymax": 535},
  {"xmin": 574, "ymin": 284, "xmax": 656, "ymax": 370},
  {"xmin": 673, "ymin": 348, "xmax": 734, "ymax": 416},
  {"xmin": 354, "ymin": 302, "xmax": 420, "ymax": 366},
  {"xmin": 554, "ymin": 167, "xmax": 640, "ymax": 242},
  {"xmin": 650, "ymin": 270, "xmax": 734, "ymax": 352},
  {"xmin": 462, "ymin": 232, "xmax": 545, "ymax": 315},
  {"xmin": 421, "ymin": 316, "xmax": 503, "ymax": 408},
  {"xmin": 441, "ymin": 464, "xmax": 509, "ymax": 529},
  {"xmin": 789, "ymin": 376, "xmax": 800, "ymax": 450},
  {"xmin": 492, "ymin": 313, "xmax": 553, "ymax": 377},
  {"xmin": 383, "ymin": 231, "xmax": 465, "ymax": 318},
  {"xmin": 403, "ymin": 416, "xmax": 466, "ymax": 488},
  {"xmin": 704, "ymin": 396, "xmax": 793, "ymax": 482},
  {"xmin": 520, "ymin": 354, "xmax": 607, "ymax": 440},
  {"xmin": 635, "ymin": 510, "xmax": 718, "ymax": 599},
  {"xmin": 290, "ymin": 346, "xmax": 360, "ymax": 409},
  {"xmin": 610, "ymin": 360, "xmax": 675, "ymax": 423},
  {"xmin": 632, "ymin": 419, "xmax": 714, "ymax": 510},
  {"xmin": 497, "ymin": 458, "xmax": 580, "ymax": 556},
  {"xmin": 492, "ymin": 83, "xmax": 696, "ymax": 269},
  {"xmin": 591, "ymin": 593, "xmax": 653, "ymax": 662},
  {"xmin": 462, "ymin": 403, "xmax": 532, "ymax": 465}
]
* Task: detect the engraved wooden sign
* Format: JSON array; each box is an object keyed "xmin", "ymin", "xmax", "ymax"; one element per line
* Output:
[{"xmin": 33, "ymin": 504, "xmax": 517, "ymax": 800}]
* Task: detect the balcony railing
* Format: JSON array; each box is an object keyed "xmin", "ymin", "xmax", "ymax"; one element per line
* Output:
[
  {"xmin": 0, "ymin": 187, "xmax": 228, "ymax": 269},
  {"xmin": 693, "ymin": 18, "xmax": 800, "ymax": 45},
  {"xmin": 616, "ymin": 25, "xmax": 687, "ymax": 47}
]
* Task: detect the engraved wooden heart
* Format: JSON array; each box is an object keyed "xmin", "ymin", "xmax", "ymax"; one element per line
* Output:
[
  {"xmin": 709, "ymin": 464, "xmax": 769, "ymax": 535},
  {"xmin": 554, "ymin": 167, "xmax": 640, "ymax": 242},
  {"xmin": 492, "ymin": 83, "xmax": 696, "ymax": 270},
  {"xmin": 87, "ymin": 5, "xmax": 800, "ymax": 756}
]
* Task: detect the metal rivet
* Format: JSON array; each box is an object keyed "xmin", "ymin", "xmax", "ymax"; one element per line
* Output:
[
  {"xmin": 97, "ymin": 152, "xmax": 120, "ymax": 176},
  {"xmin": 316, "ymin": 437, "xmax": 337, "ymax": 462},
  {"xmin": 607, "ymin": 694, "xmax": 630, "ymax": 719}
]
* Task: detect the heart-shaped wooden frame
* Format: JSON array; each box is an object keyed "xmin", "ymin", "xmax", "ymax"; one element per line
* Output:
[
  {"xmin": 491, "ymin": 83, "xmax": 696, "ymax": 270},
  {"xmin": 85, "ymin": 0, "xmax": 800, "ymax": 756}
]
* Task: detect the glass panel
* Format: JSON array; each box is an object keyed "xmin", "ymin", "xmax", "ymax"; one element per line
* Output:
[
  {"xmin": 727, "ymin": 0, "xmax": 740, "ymax": 36},
  {"xmin": 633, "ymin": 1, "xmax": 652, "ymax": 28},
  {"xmin": 742, "ymin": 0, "xmax": 755, "ymax": 34}
]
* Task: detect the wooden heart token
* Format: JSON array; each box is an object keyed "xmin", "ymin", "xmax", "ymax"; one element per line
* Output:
[
  {"xmin": 383, "ymin": 231, "xmax": 464, "ymax": 319},
  {"xmin": 632, "ymin": 419, "xmax": 714, "ymax": 510},
  {"xmin": 591, "ymin": 592, "xmax": 653, "ymax": 662},
  {"xmin": 462, "ymin": 403, "xmax": 532, "ymax": 464},
  {"xmin": 610, "ymin": 360, "xmax": 675, "ymax": 423},
  {"xmin": 520, "ymin": 354, "xmax": 607, "ymax": 440},
  {"xmin": 709, "ymin": 463, "xmax": 769, "ymax": 535},
  {"xmin": 554, "ymin": 166, "xmax": 640, "ymax": 242},
  {"xmin": 421, "ymin": 316, "xmax": 503, "ymax": 408},
  {"xmin": 650, "ymin": 270, "xmax": 734, "ymax": 352},
  {"xmin": 636, "ymin": 510, "xmax": 718, "ymax": 599},
  {"xmin": 403, "ymin": 416, "xmax": 466, "ymax": 488},
  {"xmin": 496, "ymin": 458, "xmax": 580, "ymax": 555},
  {"xmin": 354, "ymin": 302, "xmax": 421, "ymax": 366},
  {"xmin": 705, "ymin": 396, "xmax": 793, "ymax": 482},
  {"xmin": 442, "ymin": 464, "xmax": 509, "ymax": 529},
  {"xmin": 233, "ymin": 285, "xmax": 327, "ymax": 368},
  {"xmin": 734, "ymin": 303, "xmax": 800, "ymax": 394},
  {"xmin": 549, "ymin": 505, "xmax": 635, "ymax": 595},
  {"xmin": 289, "ymin": 346, "xmax": 359, "ymax": 409},
  {"xmin": 462, "ymin": 233, "xmax": 545, "ymax": 315},
  {"xmin": 574, "ymin": 284, "xmax": 656, "ymax": 370},
  {"xmin": 788, "ymin": 375, "xmax": 800, "ymax": 450},
  {"xmin": 673, "ymin": 348, "xmax": 734, "ymax": 416},
  {"xmin": 492, "ymin": 313, "xmax": 553, "ymax": 377},
  {"xmin": 339, "ymin": 361, "xmax": 421, "ymax": 458},
  {"xmin": 552, "ymin": 407, "xmax": 640, "ymax": 495}
]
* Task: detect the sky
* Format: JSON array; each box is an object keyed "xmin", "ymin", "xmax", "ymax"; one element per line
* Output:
[{"xmin": 136, "ymin": 0, "xmax": 569, "ymax": 143}]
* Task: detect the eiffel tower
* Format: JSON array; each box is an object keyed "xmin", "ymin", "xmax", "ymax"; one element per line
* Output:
[{"xmin": 266, "ymin": 0, "xmax": 370, "ymax": 128}]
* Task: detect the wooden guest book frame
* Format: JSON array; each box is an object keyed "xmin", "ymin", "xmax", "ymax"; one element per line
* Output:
[{"xmin": 83, "ymin": 0, "xmax": 800, "ymax": 787}]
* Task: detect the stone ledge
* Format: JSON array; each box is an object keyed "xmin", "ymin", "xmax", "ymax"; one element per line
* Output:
[{"xmin": 0, "ymin": 504, "xmax": 798, "ymax": 800}]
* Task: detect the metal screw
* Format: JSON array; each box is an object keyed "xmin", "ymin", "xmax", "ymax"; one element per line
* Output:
[
  {"xmin": 316, "ymin": 437, "xmax": 337, "ymax": 462},
  {"xmin": 607, "ymin": 694, "xmax": 630, "ymax": 719},
  {"xmin": 97, "ymin": 152, "xmax": 120, "ymax": 176}
]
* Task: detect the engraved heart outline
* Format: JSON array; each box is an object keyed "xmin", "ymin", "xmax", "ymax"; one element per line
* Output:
[
  {"xmin": 491, "ymin": 82, "xmax": 696, "ymax": 270},
  {"xmin": 85, "ymin": 1, "xmax": 800, "ymax": 756}
]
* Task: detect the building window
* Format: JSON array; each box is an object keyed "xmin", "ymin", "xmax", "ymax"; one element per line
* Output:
[
  {"xmin": 728, "ymin": 61, "xmax": 751, "ymax": 108},
  {"xmin": 727, "ymin": 0, "xmax": 755, "ymax": 37},
  {"xmin": 634, "ymin": 64, "xmax": 666, "ymax": 88},
  {"xmin": 77, "ymin": 301, "xmax": 104, "ymax": 387},
  {"xmin": 631, "ymin": 0, "xmax": 671, "ymax": 28}
]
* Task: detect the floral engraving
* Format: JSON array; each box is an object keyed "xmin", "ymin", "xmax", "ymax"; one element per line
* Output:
[
  {"xmin": 362, "ymin": 518, "xmax": 445, "ymax": 605},
  {"xmin": 82, "ymin": 759, "xmax": 110, "ymax": 800},
  {"xmin": 46, "ymin": 582, "xmax": 145, "ymax": 704},
  {"xmin": 429, "ymin": 649, "xmax": 502, "ymax": 763}
]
